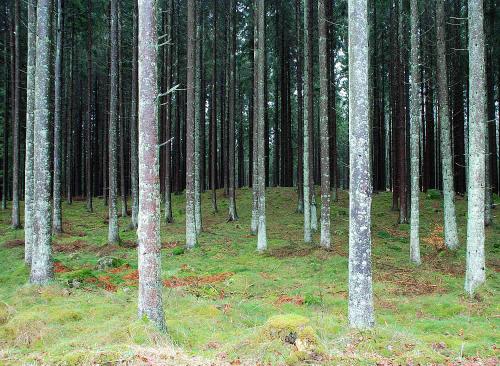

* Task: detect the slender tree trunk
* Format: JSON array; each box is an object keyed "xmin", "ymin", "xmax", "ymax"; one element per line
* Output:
[
  {"xmin": 296, "ymin": 0, "xmax": 304, "ymax": 213},
  {"xmin": 11, "ymin": 0, "xmax": 20, "ymax": 229},
  {"xmin": 118, "ymin": 6, "xmax": 127, "ymax": 218},
  {"xmin": 129, "ymin": 0, "xmax": 139, "ymax": 230},
  {"xmin": 194, "ymin": 6, "xmax": 202, "ymax": 234},
  {"xmin": 210, "ymin": 0, "xmax": 218, "ymax": 213},
  {"xmin": 2, "ymin": 31, "xmax": 9, "ymax": 211},
  {"xmin": 227, "ymin": 0, "xmax": 238, "ymax": 221},
  {"xmin": 409, "ymin": 0, "xmax": 421, "ymax": 264},
  {"xmin": 66, "ymin": 25, "xmax": 74, "ymax": 205},
  {"xmin": 137, "ymin": 0, "xmax": 165, "ymax": 331},
  {"xmin": 164, "ymin": 0, "xmax": 173, "ymax": 223},
  {"xmin": 24, "ymin": 0, "xmax": 37, "ymax": 263},
  {"xmin": 303, "ymin": 0, "xmax": 313, "ymax": 242},
  {"xmin": 248, "ymin": 18, "xmax": 254, "ymax": 189},
  {"xmin": 465, "ymin": 0, "xmax": 486, "ymax": 296},
  {"xmin": 30, "ymin": 0, "xmax": 54, "ymax": 285},
  {"xmin": 327, "ymin": 0, "xmax": 338, "ymax": 202},
  {"xmin": 256, "ymin": 0, "xmax": 267, "ymax": 251},
  {"xmin": 251, "ymin": 5, "xmax": 259, "ymax": 234},
  {"xmin": 52, "ymin": 0, "xmax": 65, "ymax": 233},
  {"xmin": 185, "ymin": 0, "xmax": 197, "ymax": 249},
  {"xmin": 108, "ymin": 0, "xmax": 120, "ymax": 244},
  {"xmin": 348, "ymin": 0, "xmax": 374, "ymax": 329},
  {"xmin": 436, "ymin": 0, "xmax": 459, "ymax": 250},
  {"xmin": 85, "ymin": 0, "xmax": 93, "ymax": 213},
  {"xmin": 318, "ymin": 0, "xmax": 330, "ymax": 249}
]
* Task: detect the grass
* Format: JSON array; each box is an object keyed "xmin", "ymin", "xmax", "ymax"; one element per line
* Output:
[{"xmin": 0, "ymin": 188, "xmax": 498, "ymax": 365}]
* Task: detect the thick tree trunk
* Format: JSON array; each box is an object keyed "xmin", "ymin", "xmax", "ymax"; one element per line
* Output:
[
  {"xmin": 164, "ymin": 0, "xmax": 173, "ymax": 223},
  {"xmin": 137, "ymin": 0, "xmax": 165, "ymax": 331},
  {"xmin": 194, "ymin": 7, "xmax": 202, "ymax": 234},
  {"xmin": 53, "ymin": 0, "xmax": 65, "ymax": 233},
  {"xmin": 11, "ymin": 0, "xmax": 20, "ymax": 229},
  {"xmin": 30, "ymin": 0, "xmax": 54, "ymax": 285},
  {"xmin": 409, "ymin": 0, "xmax": 421, "ymax": 264},
  {"xmin": 251, "ymin": 5, "xmax": 259, "ymax": 235},
  {"xmin": 465, "ymin": 0, "xmax": 486, "ymax": 296},
  {"xmin": 348, "ymin": 0, "xmax": 374, "ymax": 329},
  {"xmin": 436, "ymin": 0, "xmax": 459, "ymax": 250},
  {"xmin": 318, "ymin": 0, "xmax": 330, "ymax": 249},
  {"xmin": 108, "ymin": 0, "xmax": 120, "ymax": 244},
  {"xmin": 185, "ymin": 0, "xmax": 197, "ymax": 249},
  {"xmin": 24, "ymin": 0, "xmax": 36, "ymax": 263},
  {"xmin": 210, "ymin": 0, "xmax": 218, "ymax": 213},
  {"xmin": 296, "ymin": 0, "xmax": 304, "ymax": 213},
  {"xmin": 86, "ymin": 0, "xmax": 93, "ymax": 213}
]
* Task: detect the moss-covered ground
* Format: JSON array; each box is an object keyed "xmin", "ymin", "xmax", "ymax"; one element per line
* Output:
[{"xmin": 0, "ymin": 188, "xmax": 498, "ymax": 365}]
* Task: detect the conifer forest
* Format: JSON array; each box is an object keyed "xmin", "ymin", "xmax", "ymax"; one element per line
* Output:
[{"xmin": 0, "ymin": 0, "xmax": 499, "ymax": 364}]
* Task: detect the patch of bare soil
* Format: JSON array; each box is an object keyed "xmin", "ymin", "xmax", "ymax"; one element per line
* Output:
[
  {"xmin": 423, "ymin": 251, "xmax": 465, "ymax": 276},
  {"xmin": 267, "ymin": 244, "xmax": 313, "ymax": 258},
  {"xmin": 275, "ymin": 295, "xmax": 304, "ymax": 306},
  {"xmin": 3, "ymin": 239, "xmax": 24, "ymax": 248},
  {"xmin": 162, "ymin": 241, "xmax": 181, "ymax": 249},
  {"xmin": 88, "ymin": 244, "xmax": 122, "ymax": 256},
  {"xmin": 53, "ymin": 240, "xmax": 90, "ymax": 253},
  {"xmin": 120, "ymin": 240, "xmax": 137, "ymax": 249},
  {"xmin": 422, "ymin": 224, "xmax": 446, "ymax": 250},
  {"xmin": 54, "ymin": 261, "xmax": 70, "ymax": 273}
]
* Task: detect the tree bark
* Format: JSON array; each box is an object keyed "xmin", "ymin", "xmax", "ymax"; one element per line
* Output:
[
  {"xmin": 129, "ymin": 0, "xmax": 139, "ymax": 230},
  {"xmin": 30, "ymin": 0, "xmax": 54, "ymax": 285},
  {"xmin": 108, "ymin": 0, "xmax": 120, "ymax": 244},
  {"xmin": 296, "ymin": 0, "xmax": 304, "ymax": 213},
  {"xmin": 436, "ymin": 0, "xmax": 459, "ymax": 250},
  {"xmin": 86, "ymin": 0, "xmax": 93, "ymax": 213},
  {"xmin": 164, "ymin": 0, "xmax": 173, "ymax": 223},
  {"xmin": 318, "ymin": 0, "xmax": 331, "ymax": 249},
  {"xmin": 348, "ymin": 0, "xmax": 374, "ymax": 329},
  {"xmin": 465, "ymin": 0, "xmax": 486, "ymax": 296},
  {"xmin": 137, "ymin": 0, "xmax": 165, "ymax": 331},
  {"xmin": 11, "ymin": 0, "xmax": 20, "ymax": 229},
  {"xmin": 210, "ymin": 0, "xmax": 218, "ymax": 213}
]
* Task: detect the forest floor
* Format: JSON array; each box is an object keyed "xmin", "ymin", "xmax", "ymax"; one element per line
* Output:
[{"xmin": 0, "ymin": 188, "xmax": 498, "ymax": 365}]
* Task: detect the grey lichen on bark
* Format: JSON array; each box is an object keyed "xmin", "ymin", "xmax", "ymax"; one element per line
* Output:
[
  {"xmin": 348, "ymin": 0, "xmax": 374, "ymax": 329},
  {"xmin": 30, "ymin": 0, "xmax": 54, "ymax": 286},
  {"xmin": 436, "ymin": 0, "xmax": 459, "ymax": 251},
  {"xmin": 137, "ymin": 0, "xmax": 166, "ymax": 331},
  {"xmin": 108, "ymin": 0, "xmax": 121, "ymax": 245},
  {"xmin": 409, "ymin": 0, "xmax": 421, "ymax": 264},
  {"xmin": 24, "ymin": 0, "xmax": 37, "ymax": 264},
  {"xmin": 465, "ymin": 0, "xmax": 486, "ymax": 297}
]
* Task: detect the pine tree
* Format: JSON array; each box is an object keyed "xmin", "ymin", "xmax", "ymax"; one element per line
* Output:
[
  {"xmin": 129, "ymin": 0, "xmax": 139, "ymax": 230},
  {"xmin": 86, "ymin": 0, "xmax": 93, "ymax": 213},
  {"xmin": 465, "ymin": 0, "xmax": 486, "ymax": 296},
  {"xmin": 11, "ymin": 0, "xmax": 20, "ymax": 229},
  {"xmin": 348, "ymin": 0, "xmax": 374, "ymax": 329},
  {"xmin": 30, "ymin": 0, "xmax": 54, "ymax": 285}
]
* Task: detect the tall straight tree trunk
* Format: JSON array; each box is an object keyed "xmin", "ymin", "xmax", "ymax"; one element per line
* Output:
[
  {"xmin": 348, "ymin": 0, "xmax": 374, "ymax": 329},
  {"xmin": 129, "ymin": 0, "xmax": 139, "ymax": 230},
  {"xmin": 296, "ymin": 0, "xmax": 304, "ymax": 213},
  {"xmin": 227, "ymin": 0, "xmax": 238, "ymax": 221},
  {"xmin": 409, "ymin": 0, "xmax": 421, "ymax": 264},
  {"xmin": 24, "ymin": 0, "xmax": 36, "ymax": 263},
  {"xmin": 436, "ymin": 0, "xmax": 459, "ymax": 250},
  {"xmin": 210, "ymin": 0, "xmax": 218, "ymax": 213},
  {"xmin": 303, "ymin": 0, "xmax": 313, "ymax": 242},
  {"xmin": 66, "ymin": 25, "xmax": 74, "ymax": 205},
  {"xmin": 185, "ymin": 0, "xmax": 197, "ymax": 249},
  {"xmin": 86, "ymin": 0, "xmax": 93, "ymax": 213},
  {"xmin": 327, "ymin": 0, "xmax": 338, "ymax": 202},
  {"xmin": 137, "ymin": 0, "xmax": 165, "ymax": 331},
  {"xmin": 251, "ymin": 5, "xmax": 259, "ymax": 234},
  {"xmin": 194, "ymin": 6, "xmax": 202, "ymax": 234},
  {"xmin": 53, "ymin": 0, "xmax": 65, "ymax": 233},
  {"xmin": 11, "ymin": 0, "xmax": 20, "ymax": 229},
  {"xmin": 118, "ymin": 6, "xmax": 127, "ymax": 218},
  {"xmin": 108, "ymin": 0, "xmax": 120, "ymax": 244},
  {"xmin": 465, "ymin": 0, "xmax": 486, "ymax": 296},
  {"xmin": 164, "ymin": 0, "xmax": 173, "ymax": 223},
  {"xmin": 2, "ymin": 31, "xmax": 9, "ymax": 211},
  {"xmin": 318, "ymin": 0, "xmax": 330, "ymax": 249},
  {"xmin": 256, "ymin": 0, "xmax": 267, "ymax": 251},
  {"xmin": 248, "ymin": 17, "xmax": 254, "ymax": 189},
  {"xmin": 30, "ymin": 0, "xmax": 54, "ymax": 285}
]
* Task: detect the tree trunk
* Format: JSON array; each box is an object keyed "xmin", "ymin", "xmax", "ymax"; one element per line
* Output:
[
  {"xmin": 86, "ymin": 0, "xmax": 93, "ymax": 213},
  {"xmin": 436, "ymin": 0, "xmax": 459, "ymax": 250},
  {"xmin": 129, "ymin": 0, "xmax": 139, "ymax": 230},
  {"xmin": 24, "ymin": 0, "xmax": 36, "ymax": 263},
  {"xmin": 210, "ymin": 0, "xmax": 218, "ymax": 213},
  {"xmin": 66, "ymin": 25, "xmax": 74, "ymax": 205},
  {"xmin": 11, "ymin": 0, "xmax": 20, "ymax": 229},
  {"xmin": 227, "ymin": 0, "xmax": 238, "ymax": 221},
  {"xmin": 194, "ymin": 6, "xmax": 202, "ymax": 235},
  {"xmin": 118, "ymin": 6, "xmax": 127, "ymax": 218},
  {"xmin": 318, "ymin": 0, "xmax": 330, "ymax": 249},
  {"xmin": 251, "ymin": 5, "xmax": 259, "ymax": 234},
  {"xmin": 409, "ymin": 0, "xmax": 421, "ymax": 264},
  {"xmin": 137, "ymin": 0, "xmax": 165, "ymax": 331},
  {"xmin": 185, "ymin": 0, "xmax": 197, "ymax": 249},
  {"xmin": 108, "ymin": 0, "xmax": 120, "ymax": 244},
  {"xmin": 30, "ymin": 0, "xmax": 54, "ymax": 285},
  {"xmin": 53, "ymin": 0, "xmax": 65, "ymax": 233},
  {"xmin": 348, "ymin": 0, "xmax": 374, "ymax": 329},
  {"xmin": 163, "ymin": 0, "xmax": 173, "ymax": 223},
  {"xmin": 465, "ymin": 0, "xmax": 486, "ymax": 296},
  {"xmin": 296, "ymin": 0, "xmax": 304, "ymax": 213}
]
